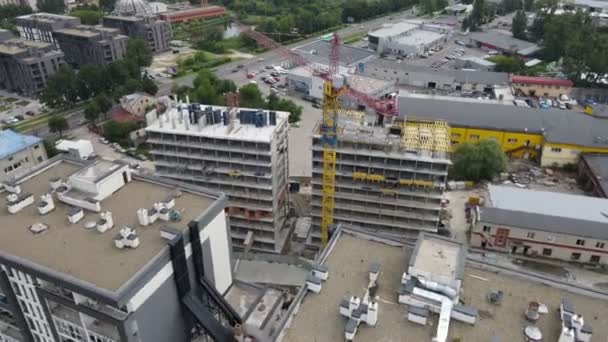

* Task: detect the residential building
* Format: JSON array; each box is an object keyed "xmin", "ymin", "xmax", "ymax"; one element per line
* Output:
[
  {"xmin": 359, "ymin": 58, "xmax": 510, "ymax": 93},
  {"xmin": 471, "ymin": 185, "xmax": 608, "ymax": 265},
  {"xmin": 15, "ymin": 13, "xmax": 81, "ymax": 49},
  {"xmin": 145, "ymin": 103, "xmax": 290, "ymax": 253},
  {"xmin": 454, "ymin": 56, "xmax": 496, "ymax": 71},
  {"xmin": 468, "ymin": 31, "xmax": 541, "ymax": 57},
  {"xmin": 119, "ymin": 92, "xmax": 156, "ymax": 116},
  {"xmin": 158, "ymin": 5, "xmax": 226, "ymax": 23},
  {"xmin": 577, "ymin": 153, "xmax": 608, "ymax": 198},
  {"xmin": 0, "ymin": 38, "xmax": 65, "ymax": 95},
  {"xmin": 511, "ymin": 75, "xmax": 574, "ymax": 97},
  {"xmin": 0, "ymin": 130, "xmax": 47, "ymax": 183},
  {"xmin": 309, "ymin": 118, "xmax": 451, "ymax": 248},
  {"xmin": 275, "ymin": 223, "xmax": 607, "ymax": 341},
  {"xmin": 52, "ymin": 26, "xmax": 127, "ymax": 67},
  {"xmin": 398, "ymin": 94, "xmax": 608, "ymax": 166},
  {"xmin": 0, "ymin": 156, "xmax": 244, "ymax": 342},
  {"xmin": 367, "ymin": 20, "xmax": 451, "ymax": 57},
  {"xmin": 102, "ymin": 15, "xmax": 171, "ymax": 53}
]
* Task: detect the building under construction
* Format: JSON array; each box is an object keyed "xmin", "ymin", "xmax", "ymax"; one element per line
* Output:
[
  {"xmin": 310, "ymin": 116, "xmax": 451, "ymax": 247},
  {"xmin": 145, "ymin": 102, "xmax": 290, "ymax": 254}
]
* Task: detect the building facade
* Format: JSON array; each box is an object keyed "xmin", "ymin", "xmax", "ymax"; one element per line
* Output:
[
  {"xmin": 309, "ymin": 119, "xmax": 451, "ymax": 248},
  {"xmin": 577, "ymin": 153, "xmax": 608, "ymax": 198},
  {"xmin": 0, "ymin": 130, "xmax": 47, "ymax": 183},
  {"xmin": 53, "ymin": 26, "xmax": 127, "ymax": 67},
  {"xmin": 146, "ymin": 103, "xmax": 290, "ymax": 254},
  {"xmin": 102, "ymin": 15, "xmax": 171, "ymax": 53},
  {"xmin": 511, "ymin": 75, "xmax": 574, "ymax": 98},
  {"xmin": 0, "ymin": 157, "xmax": 241, "ymax": 342},
  {"xmin": 471, "ymin": 185, "xmax": 608, "ymax": 265},
  {"xmin": 0, "ymin": 39, "xmax": 65, "ymax": 95},
  {"xmin": 15, "ymin": 13, "xmax": 81, "ymax": 49}
]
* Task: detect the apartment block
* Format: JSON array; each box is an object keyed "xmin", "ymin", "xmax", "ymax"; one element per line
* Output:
[
  {"xmin": 146, "ymin": 103, "xmax": 290, "ymax": 253},
  {"xmin": 102, "ymin": 15, "xmax": 171, "ymax": 53},
  {"xmin": 310, "ymin": 118, "xmax": 450, "ymax": 248},
  {"xmin": 0, "ymin": 156, "xmax": 242, "ymax": 342},
  {"xmin": 0, "ymin": 38, "xmax": 65, "ymax": 95},
  {"xmin": 15, "ymin": 13, "xmax": 81, "ymax": 49},
  {"xmin": 0, "ymin": 130, "xmax": 47, "ymax": 183},
  {"xmin": 53, "ymin": 26, "xmax": 127, "ymax": 67}
]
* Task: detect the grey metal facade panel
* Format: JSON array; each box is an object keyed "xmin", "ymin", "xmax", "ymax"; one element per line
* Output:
[
  {"xmin": 132, "ymin": 274, "xmax": 189, "ymax": 342},
  {"xmin": 202, "ymin": 238, "xmax": 215, "ymax": 288},
  {"xmin": 479, "ymin": 206, "xmax": 608, "ymax": 240},
  {"xmin": 0, "ymin": 270, "xmax": 33, "ymax": 342}
]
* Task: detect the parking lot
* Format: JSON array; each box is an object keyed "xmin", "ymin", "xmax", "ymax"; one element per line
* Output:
[{"xmin": 0, "ymin": 91, "xmax": 43, "ymax": 126}]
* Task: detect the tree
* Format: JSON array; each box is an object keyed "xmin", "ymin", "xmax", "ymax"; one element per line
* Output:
[
  {"xmin": 238, "ymin": 84, "xmax": 265, "ymax": 108},
  {"xmin": 36, "ymin": 0, "xmax": 65, "ymax": 14},
  {"xmin": 41, "ymin": 66, "xmax": 78, "ymax": 108},
  {"xmin": 48, "ymin": 115, "xmax": 69, "ymax": 138},
  {"xmin": 469, "ymin": 0, "xmax": 486, "ymax": 31},
  {"xmin": 487, "ymin": 55, "xmax": 524, "ymax": 73},
  {"xmin": 125, "ymin": 38, "xmax": 152, "ymax": 68},
  {"xmin": 512, "ymin": 10, "xmax": 527, "ymax": 39},
  {"xmin": 77, "ymin": 64, "xmax": 103, "ymax": 100},
  {"xmin": 124, "ymin": 78, "xmax": 141, "ymax": 94},
  {"xmin": 142, "ymin": 78, "xmax": 158, "ymax": 95},
  {"xmin": 103, "ymin": 121, "xmax": 137, "ymax": 144},
  {"xmin": 99, "ymin": 0, "xmax": 116, "ymax": 12},
  {"xmin": 84, "ymin": 102, "xmax": 101, "ymax": 124},
  {"xmin": 70, "ymin": 9, "xmax": 103, "ymax": 25},
  {"xmin": 524, "ymin": 0, "xmax": 534, "ymax": 11},
  {"xmin": 266, "ymin": 93, "xmax": 303, "ymax": 123},
  {"xmin": 450, "ymin": 140, "xmax": 508, "ymax": 181},
  {"xmin": 94, "ymin": 93, "xmax": 113, "ymax": 114}
]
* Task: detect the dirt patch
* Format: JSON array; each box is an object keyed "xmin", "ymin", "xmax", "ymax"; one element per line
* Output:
[{"xmin": 513, "ymin": 258, "xmax": 570, "ymax": 278}]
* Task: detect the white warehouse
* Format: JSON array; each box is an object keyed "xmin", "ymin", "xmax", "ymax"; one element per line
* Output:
[{"xmin": 368, "ymin": 20, "xmax": 451, "ymax": 57}]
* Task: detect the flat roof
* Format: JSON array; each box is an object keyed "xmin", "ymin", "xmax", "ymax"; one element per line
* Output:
[
  {"xmin": 363, "ymin": 58, "xmax": 510, "ymax": 85},
  {"xmin": 145, "ymin": 104, "xmax": 289, "ymax": 143},
  {"xmin": 409, "ymin": 233, "xmax": 465, "ymax": 281},
  {"xmin": 575, "ymin": 0, "xmax": 608, "ymax": 9},
  {"xmin": 456, "ymin": 56, "xmax": 496, "ymax": 66},
  {"xmin": 395, "ymin": 29, "xmax": 445, "ymax": 47},
  {"xmin": 293, "ymin": 40, "xmax": 375, "ymax": 66},
  {"xmin": 369, "ymin": 22, "xmax": 418, "ymax": 38},
  {"xmin": 17, "ymin": 12, "xmax": 80, "ymax": 21},
  {"xmin": 470, "ymin": 31, "xmax": 541, "ymax": 55},
  {"xmin": 0, "ymin": 130, "xmax": 42, "ymax": 160},
  {"xmin": 0, "ymin": 158, "xmax": 216, "ymax": 291},
  {"xmin": 398, "ymin": 94, "xmax": 608, "ymax": 148},
  {"xmin": 512, "ymin": 75, "xmax": 574, "ymax": 87},
  {"xmin": 54, "ymin": 27, "xmax": 99, "ymax": 38},
  {"xmin": 581, "ymin": 153, "xmax": 608, "ymax": 195},
  {"xmin": 281, "ymin": 226, "xmax": 608, "ymax": 341},
  {"xmin": 489, "ymin": 184, "xmax": 608, "ymax": 224}
]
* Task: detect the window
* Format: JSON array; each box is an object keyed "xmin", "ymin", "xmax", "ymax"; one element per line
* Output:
[
  {"xmin": 470, "ymin": 134, "xmax": 480, "ymax": 140},
  {"xmin": 507, "ymin": 138, "xmax": 518, "ymax": 144},
  {"xmin": 590, "ymin": 255, "xmax": 601, "ymax": 263},
  {"xmin": 576, "ymin": 239, "xmax": 585, "ymax": 246},
  {"xmin": 596, "ymin": 242, "xmax": 605, "ymax": 249},
  {"xmin": 542, "ymin": 248, "xmax": 552, "ymax": 256},
  {"xmin": 37, "ymin": 156, "xmax": 43, "ymax": 162},
  {"xmin": 34, "ymin": 144, "xmax": 40, "ymax": 149},
  {"xmin": 483, "ymin": 225, "xmax": 491, "ymax": 232},
  {"xmin": 571, "ymin": 252, "xmax": 581, "ymax": 260},
  {"xmin": 527, "ymin": 232, "xmax": 536, "ymax": 239},
  {"xmin": 551, "ymin": 147, "xmax": 562, "ymax": 152},
  {"xmin": 451, "ymin": 141, "xmax": 459, "ymax": 145},
  {"xmin": 451, "ymin": 133, "xmax": 461, "ymax": 138}
]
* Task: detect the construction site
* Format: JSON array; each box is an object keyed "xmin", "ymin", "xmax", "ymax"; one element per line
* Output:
[
  {"xmin": 308, "ymin": 118, "xmax": 451, "ymax": 247},
  {"xmin": 145, "ymin": 102, "xmax": 290, "ymax": 254}
]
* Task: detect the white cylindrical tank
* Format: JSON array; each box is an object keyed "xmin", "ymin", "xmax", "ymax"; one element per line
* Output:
[
  {"xmin": 366, "ymin": 301, "xmax": 378, "ymax": 326},
  {"xmin": 137, "ymin": 208, "xmax": 150, "ymax": 226}
]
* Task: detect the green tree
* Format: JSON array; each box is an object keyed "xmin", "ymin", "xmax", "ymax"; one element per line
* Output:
[
  {"xmin": 125, "ymin": 38, "xmax": 152, "ymax": 68},
  {"xmin": 266, "ymin": 93, "xmax": 303, "ymax": 123},
  {"xmin": 70, "ymin": 9, "xmax": 103, "ymax": 25},
  {"xmin": 103, "ymin": 121, "xmax": 137, "ymax": 144},
  {"xmin": 48, "ymin": 115, "xmax": 69, "ymax": 138},
  {"xmin": 94, "ymin": 93, "xmax": 113, "ymax": 114},
  {"xmin": 142, "ymin": 78, "xmax": 158, "ymax": 95},
  {"xmin": 191, "ymin": 77, "xmax": 220, "ymax": 104},
  {"xmin": 77, "ymin": 64, "xmax": 103, "ymax": 100},
  {"xmin": 36, "ymin": 0, "xmax": 65, "ymax": 14},
  {"xmin": 524, "ymin": 0, "xmax": 534, "ymax": 11},
  {"xmin": 450, "ymin": 140, "xmax": 508, "ymax": 181},
  {"xmin": 487, "ymin": 55, "xmax": 524, "ymax": 73},
  {"xmin": 41, "ymin": 66, "xmax": 78, "ymax": 108},
  {"xmin": 238, "ymin": 84, "xmax": 265, "ymax": 108},
  {"xmin": 512, "ymin": 10, "xmax": 527, "ymax": 39},
  {"xmin": 84, "ymin": 102, "xmax": 101, "ymax": 124},
  {"xmin": 172, "ymin": 84, "xmax": 192, "ymax": 100},
  {"xmin": 99, "ymin": 0, "xmax": 116, "ymax": 12},
  {"xmin": 469, "ymin": 0, "xmax": 486, "ymax": 31},
  {"xmin": 124, "ymin": 78, "xmax": 141, "ymax": 94}
]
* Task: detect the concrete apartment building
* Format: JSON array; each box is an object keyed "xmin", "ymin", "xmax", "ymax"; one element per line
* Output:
[
  {"xmin": 0, "ymin": 130, "xmax": 47, "ymax": 183},
  {"xmin": 15, "ymin": 13, "xmax": 81, "ymax": 49},
  {"xmin": 0, "ymin": 156, "xmax": 244, "ymax": 342},
  {"xmin": 0, "ymin": 38, "xmax": 65, "ymax": 95},
  {"xmin": 102, "ymin": 15, "xmax": 171, "ymax": 53},
  {"xmin": 53, "ymin": 26, "xmax": 127, "ymax": 67},
  {"xmin": 309, "ymin": 118, "xmax": 451, "ymax": 248},
  {"xmin": 471, "ymin": 185, "xmax": 608, "ymax": 265},
  {"xmin": 145, "ymin": 103, "xmax": 290, "ymax": 254}
]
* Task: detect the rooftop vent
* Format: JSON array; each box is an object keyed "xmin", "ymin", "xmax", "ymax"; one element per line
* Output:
[
  {"xmin": 7, "ymin": 193, "xmax": 34, "ymax": 214},
  {"xmin": 38, "ymin": 194, "xmax": 55, "ymax": 215},
  {"xmin": 30, "ymin": 222, "xmax": 49, "ymax": 235},
  {"xmin": 49, "ymin": 177, "xmax": 62, "ymax": 191},
  {"xmin": 114, "ymin": 227, "xmax": 140, "ymax": 249},
  {"xmin": 96, "ymin": 211, "xmax": 114, "ymax": 233},
  {"xmin": 3, "ymin": 183, "xmax": 21, "ymax": 194},
  {"xmin": 67, "ymin": 207, "xmax": 84, "ymax": 224}
]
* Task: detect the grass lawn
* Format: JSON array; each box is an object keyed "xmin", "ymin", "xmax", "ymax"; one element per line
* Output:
[
  {"xmin": 0, "ymin": 105, "xmax": 10, "ymax": 113},
  {"xmin": 343, "ymin": 31, "xmax": 366, "ymax": 45},
  {"xmin": 15, "ymin": 100, "xmax": 29, "ymax": 106},
  {"xmin": 5, "ymin": 97, "xmax": 18, "ymax": 103}
]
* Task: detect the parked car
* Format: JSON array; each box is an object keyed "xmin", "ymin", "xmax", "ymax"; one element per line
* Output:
[
  {"xmin": 246, "ymin": 73, "xmax": 255, "ymax": 79},
  {"xmin": 455, "ymin": 40, "xmax": 465, "ymax": 46},
  {"xmin": 312, "ymin": 102, "xmax": 321, "ymax": 109},
  {"xmin": 302, "ymin": 95, "xmax": 315, "ymax": 102}
]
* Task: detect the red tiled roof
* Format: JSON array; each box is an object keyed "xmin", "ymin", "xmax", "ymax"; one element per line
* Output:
[
  {"xmin": 110, "ymin": 106, "xmax": 143, "ymax": 123},
  {"xmin": 512, "ymin": 75, "xmax": 574, "ymax": 87}
]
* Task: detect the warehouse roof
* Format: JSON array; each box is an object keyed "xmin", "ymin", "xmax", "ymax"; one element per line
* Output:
[
  {"xmin": 0, "ymin": 130, "xmax": 42, "ymax": 160},
  {"xmin": 479, "ymin": 206, "xmax": 608, "ymax": 240},
  {"xmin": 398, "ymin": 95, "xmax": 608, "ymax": 148},
  {"xmin": 368, "ymin": 21, "xmax": 418, "ymax": 38},
  {"xmin": 512, "ymin": 75, "xmax": 574, "ymax": 87},
  {"xmin": 363, "ymin": 58, "xmax": 509, "ymax": 85},
  {"xmin": 470, "ymin": 31, "xmax": 541, "ymax": 56},
  {"xmin": 293, "ymin": 40, "xmax": 376, "ymax": 66},
  {"xmin": 581, "ymin": 154, "xmax": 608, "ymax": 196}
]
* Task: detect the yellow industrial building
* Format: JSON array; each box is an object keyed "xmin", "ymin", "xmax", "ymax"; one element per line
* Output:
[{"xmin": 399, "ymin": 95, "xmax": 608, "ymax": 167}]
